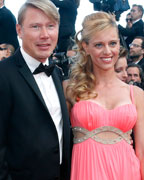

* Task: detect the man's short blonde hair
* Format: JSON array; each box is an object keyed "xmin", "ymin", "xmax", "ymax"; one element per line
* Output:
[{"xmin": 18, "ymin": 0, "xmax": 60, "ymax": 25}]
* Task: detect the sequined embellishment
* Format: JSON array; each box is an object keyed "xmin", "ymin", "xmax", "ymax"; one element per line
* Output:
[{"xmin": 72, "ymin": 126, "xmax": 132, "ymax": 144}]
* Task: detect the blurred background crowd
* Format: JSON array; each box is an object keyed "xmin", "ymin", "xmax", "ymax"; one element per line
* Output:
[{"xmin": 0, "ymin": 0, "xmax": 144, "ymax": 88}]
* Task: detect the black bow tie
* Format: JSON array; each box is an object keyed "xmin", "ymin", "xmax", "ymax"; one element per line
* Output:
[{"xmin": 33, "ymin": 63, "xmax": 55, "ymax": 77}]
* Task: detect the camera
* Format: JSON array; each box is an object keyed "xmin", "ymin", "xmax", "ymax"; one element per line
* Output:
[
  {"xmin": 50, "ymin": 52, "xmax": 70, "ymax": 78},
  {"xmin": 51, "ymin": 52, "xmax": 67, "ymax": 65}
]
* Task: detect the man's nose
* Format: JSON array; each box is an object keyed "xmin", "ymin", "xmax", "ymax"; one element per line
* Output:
[
  {"xmin": 131, "ymin": 75, "xmax": 135, "ymax": 81},
  {"xmin": 40, "ymin": 27, "xmax": 49, "ymax": 38}
]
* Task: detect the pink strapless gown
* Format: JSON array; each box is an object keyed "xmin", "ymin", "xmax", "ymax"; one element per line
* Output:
[{"xmin": 70, "ymin": 87, "xmax": 141, "ymax": 180}]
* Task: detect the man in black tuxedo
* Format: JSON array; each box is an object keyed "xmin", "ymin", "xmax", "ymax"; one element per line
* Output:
[
  {"xmin": 0, "ymin": 0, "xmax": 71, "ymax": 179},
  {"xmin": 0, "ymin": 0, "xmax": 19, "ymax": 50},
  {"xmin": 118, "ymin": 4, "xmax": 144, "ymax": 49}
]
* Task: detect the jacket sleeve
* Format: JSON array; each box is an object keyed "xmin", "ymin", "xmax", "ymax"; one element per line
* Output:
[
  {"xmin": 0, "ymin": 73, "xmax": 12, "ymax": 180},
  {"xmin": 118, "ymin": 24, "xmax": 140, "ymax": 37}
]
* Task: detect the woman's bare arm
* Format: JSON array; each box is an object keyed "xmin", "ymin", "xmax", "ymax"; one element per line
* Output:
[{"xmin": 133, "ymin": 86, "xmax": 144, "ymax": 179}]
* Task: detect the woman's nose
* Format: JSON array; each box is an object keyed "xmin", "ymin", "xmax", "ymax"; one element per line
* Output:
[
  {"xmin": 123, "ymin": 70, "xmax": 128, "ymax": 78},
  {"xmin": 103, "ymin": 45, "xmax": 111, "ymax": 55}
]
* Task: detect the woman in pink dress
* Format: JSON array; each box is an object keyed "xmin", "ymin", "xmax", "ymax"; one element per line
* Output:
[{"xmin": 63, "ymin": 12, "xmax": 144, "ymax": 179}]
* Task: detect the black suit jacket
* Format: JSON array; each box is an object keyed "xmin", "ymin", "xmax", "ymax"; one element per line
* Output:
[
  {"xmin": 0, "ymin": 49, "xmax": 71, "ymax": 180},
  {"xmin": 118, "ymin": 19, "xmax": 144, "ymax": 48},
  {"xmin": 138, "ymin": 57, "xmax": 144, "ymax": 72},
  {"xmin": 0, "ymin": 6, "xmax": 19, "ymax": 50}
]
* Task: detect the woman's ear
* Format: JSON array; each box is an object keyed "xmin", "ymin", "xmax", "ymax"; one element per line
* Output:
[{"xmin": 82, "ymin": 41, "xmax": 89, "ymax": 55}]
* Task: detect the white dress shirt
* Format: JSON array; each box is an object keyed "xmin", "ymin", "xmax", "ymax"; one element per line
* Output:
[
  {"xmin": 132, "ymin": 18, "xmax": 141, "ymax": 24},
  {"xmin": 0, "ymin": 5, "xmax": 4, "ymax": 9},
  {"xmin": 20, "ymin": 48, "xmax": 63, "ymax": 164}
]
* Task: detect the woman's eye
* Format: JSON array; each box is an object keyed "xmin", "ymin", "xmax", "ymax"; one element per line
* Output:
[
  {"xmin": 95, "ymin": 43, "xmax": 103, "ymax": 48},
  {"xmin": 115, "ymin": 69, "xmax": 121, "ymax": 73},
  {"xmin": 110, "ymin": 41, "xmax": 117, "ymax": 46}
]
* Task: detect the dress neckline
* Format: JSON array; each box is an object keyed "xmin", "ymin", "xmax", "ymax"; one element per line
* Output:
[
  {"xmin": 72, "ymin": 85, "xmax": 135, "ymax": 111},
  {"xmin": 72, "ymin": 100, "xmax": 135, "ymax": 111}
]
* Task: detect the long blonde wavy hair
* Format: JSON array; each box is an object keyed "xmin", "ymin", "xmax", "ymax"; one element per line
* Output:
[{"xmin": 66, "ymin": 11, "xmax": 118, "ymax": 105}]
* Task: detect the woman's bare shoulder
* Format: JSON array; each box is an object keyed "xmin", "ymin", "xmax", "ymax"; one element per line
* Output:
[
  {"xmin": 132, "ymin": 85, "xmax": 144, "ymax": 105},
  {"xmin": 133, "ymin": 85, "xmax": 143, "ymax": 96}
]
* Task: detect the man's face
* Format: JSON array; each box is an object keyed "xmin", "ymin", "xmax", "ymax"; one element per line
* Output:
[
  {"xmin": 129, "ymin": 38, "xmax": 144, "ymax": 60},
  {"xmin": 0, "ymin": 44, "xmax": 7, "ymax": 60},
  {"xmin": 16, "ymin": 7, "xmax": 59, "ymax": 63},
  {"xmin": 0, "ymin": 0, "xmax": 4, "ymax": 7},
  {"xmin": 127, "ymin": 67, "xmax": 141, "ymax": 83},
  {"xmin": 131, "ymin": 6, "xmax": 142, "ymax": 21},
  {"xmin": 126, "ymin": 14, "xmax": 132, "ymax": 23}
]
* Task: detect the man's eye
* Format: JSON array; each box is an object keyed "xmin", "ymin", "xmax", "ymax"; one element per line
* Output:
[
  {"xmin": 32, "ymin": 25, "xmax": 39, "ymax": 29},
  {"xmin": 47, "ymin": 24, "xmax": 55, "ymax": 29}
]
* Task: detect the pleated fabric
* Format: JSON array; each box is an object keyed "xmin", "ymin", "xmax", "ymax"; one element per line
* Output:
[{"xmin": 70, "ymin": 86, "xmax": 141, "ymax": 180}]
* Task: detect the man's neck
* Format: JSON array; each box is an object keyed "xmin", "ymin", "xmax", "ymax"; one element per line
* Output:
[{"xmin": 0, "ymin": 3, "xmax": 4, "ymax": 8}]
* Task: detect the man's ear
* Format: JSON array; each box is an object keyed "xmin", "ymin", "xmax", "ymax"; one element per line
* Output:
[
  {"xmin": 82, "ymin": 41, "xmax": 89, "ymax": 55},
  {"xmin": 16, "ymin": 24, "xmax": 22, "ymax": 39},
  {"xmin": 142, "ymin": 48, "xmax": 144, "ymax": 55}
]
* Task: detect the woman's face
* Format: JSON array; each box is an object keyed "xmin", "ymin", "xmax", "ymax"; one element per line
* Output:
[
  {"xmin": 115, "ymin": 57, "xmax": 128, "ymax": 82},
  {"xmin": 82, "ymin": 27, "xmax": 120, "ymax": 72}
]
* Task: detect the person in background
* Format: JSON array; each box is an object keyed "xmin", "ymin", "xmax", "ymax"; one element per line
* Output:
[
  {"xmin": 125, "ymin": 12, "xmax": 133, "ymax": 28},
  {"xmin": 50, "ymin": 0, "xmax": 80, "ymax": 53},
  {"xmin": 5, "ymin": 43, "xmax": 15, "ymax": 56},
  {"xmin": 0, "ymin": 0, "xmax": 19, "ymax": 50},
  {"xmin": 126, "ymin": 63, "xmax": 144, "ymax": 89},
  {"xmin": 128, "ymin": 36, "xmax": 144, "ymax": 71},
  {"xmin": 50, "ymin": 0, "xmax": 80, "ymax": 78},
  {"xmin": 0, "ymin": 0, "xmax": 71, "ymax": 179},
  {"xmin": 64, "ymin": 11, "xmax": 144, "ymax": 179},
  {"xmin": 66, "ymin": 38, "xmax": 78, "ymax": 60},
  {"xmin": 115, "ymin": 46, "xmax": 128, "ymax": 82},
  {"xmin": 118, "ymin": 4, "xmax": 144, "ymax": 49},
  {"xmin": 0, "ymin": 43, "xmax": 7, "ymax": 60},
  {"xmin": 118, "ymin": 12, "xmax": 133, "ymax": 50},
  {"xmin": 0, "ymin": 43, "xmax": 15, "ymax": 60}
]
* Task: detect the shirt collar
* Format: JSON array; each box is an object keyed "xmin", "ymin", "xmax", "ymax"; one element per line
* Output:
[
  {"xmin": 20, "ymin": 47, "xmax": 49, "ymax": 73},
  {"xmin": 135, "ymin": 59, "xmax": 141, "ymax": 64},
  {"xmin": 0, "ymin": 5, "xmax": 4, "ymax": 9},
  {"xmin": 133, "ymin": 18, "xmax": 141, "ymax": 24}
]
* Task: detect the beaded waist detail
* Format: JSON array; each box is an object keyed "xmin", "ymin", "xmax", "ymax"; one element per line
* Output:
[{"xmin": 72, "ymin": 126, "xmax": 132, "ymax": 144}]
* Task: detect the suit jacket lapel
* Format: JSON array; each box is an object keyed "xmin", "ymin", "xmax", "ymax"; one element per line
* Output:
[
  {"xmin": 14, "ymin": 49, "xmax": 48, "ymax": 111},
  {"xmin": 52, "ymin": 69, "xmax": 65, "ymax": 108},
  {"xmin": 52, "ymin": 68, "xmax": 71, "ymax": 139},
  {"xmin": 138, "ymin": 58, "xmax": 144, "ymax": 65}
]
